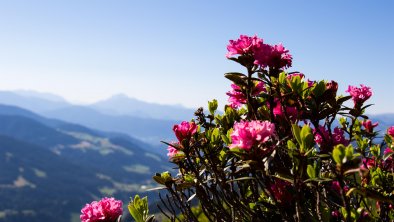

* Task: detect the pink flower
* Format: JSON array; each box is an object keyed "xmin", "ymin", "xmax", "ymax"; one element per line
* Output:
[
  {"xmin": 383, "ymin": 148, "xmax": 394, "ymax": 171},
  {"xmin": 362, "ymin": 158, "xmax": 376, "ymax": 169},
  {"xmin": 226, "ymin": 81, "xmax": 265, "ymax": 108},
  {"xmin": 226, "ymin": 35, "xmax": 292, "ymax": 70},
  {"xmin": 253, "ymin": 43, "xmax": 272, "ymax": 67},
  {"xmin": 226, "ymin": 84, "xmax": 246, "ymax": 108},
  {"xmin": 346, "ymin": 84, "xmax": 372, "ymax": 104},
  {"xmin": 314, "ymin": 126, "xmax": 348, "ymax": 147},
  {"xmin": 252, "ymin": 81, "xmax": 266, "ymax": 95},
  {"xmin": 332, "ymin": 127, "xmax": 349, "ymax": 145},
  {"xmin": 331, "ymin": 181, "xmax": 341, "ymax": 194},
  {"xmin": 267, "ymin": 43, "xmax": 293, "ymax": 69},
  {"xmin": 81, "ymin": 201, "xmax": 105, "ymax": 222},
  {"xmin": 314, "ymin": 126, "xmax": 329, "ymax": 145},
  {"xmin": 272, "ymin": 99, "xmax": 299, "ymax": 121},
  {"xmin": 173, "ymin": 121, "xmax": 197, "ymax": 143},
  {"xmin": 307, "ymin": 79, "xmax": 315, "ymax": 87},
  {"xmin": 387, "ymin": 126, "xmax": 394, "ymax": 137},
  {"xmin": 384, "ymin": 147, "xmax": 393, "ymax": 156},
  {"xmin": 226, "ymin": 35, "xmax": 263, "ymax": 58},
  {"xmin": 254, "ymin": 43, "xmax": 293, "ymax": 69},
  {"xmin": 331, "ymin": 210, "xmax": 340, "ymax": 218},
  {"xmin": 167, "ymin": 142, "xmax": 180, "ymax": 158},
  {"xmin": 362, "ymin": 120, "xmax": 378, "ymax": 133},
  {"xmin": 286, "ymin": 72, "xmax": 304, "ymax": 80},
  {"xmin": 229, "ymin": 120, "xmax": 275, "ymax": 150},
  {"xmin": 81, "ymin": 197, "xmax": 123, "ymax": 222}
]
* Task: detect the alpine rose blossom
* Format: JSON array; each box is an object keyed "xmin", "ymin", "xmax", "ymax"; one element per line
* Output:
[
  {"xmin": 226, "ymin": 81, "xmax": 265, "ymax": 108},
  {"xmin": 314, "ymin": 126, "xmax": 348, "ymax": 146},
  {"xmin": 272, "ymin": 99, "xmax": 299, "ymax": 121},
  {"xmin": 267, "ymin": 43, "xmax": 293, "ymax": 69},
  {"xmin": 226, "ymin": 34, "xmax": 293, "ymax": 70},
  {"xmin": 346, "ymin": 84, "xmax": 372, "ymax": 104},
  {"xmin": 362, "ymin": 120, "xmax": 378, "ymax": 133},
  {"xmin": 387, "ymin": 126, "xmax": 394, "ymax": 137},
  {"xmin": 226, "ymin": 35, "xmax": 263, "ymax": 58},
  {"xmin": 226, "ymin": 84, "xmax": 246, "ymax": 108},
  {"xmin": 230, "ymin": 120, "xmax": 275, "ymax": 150},
  {"xmin": 254, "ymin": 43, "xmax": 292, "ymax": 69},
  {"xmin": 173, "ymin": 121, "xmax": 197, "ymax": 143},
  {"xmin": 80, "ymin": 197, "xmax": 123, "ymax": 222}
]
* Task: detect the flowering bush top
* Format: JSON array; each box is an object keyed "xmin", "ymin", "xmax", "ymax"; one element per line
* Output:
[{"xmin": 346, "ymin": 84, "xmax": 372, "ymax": 105}]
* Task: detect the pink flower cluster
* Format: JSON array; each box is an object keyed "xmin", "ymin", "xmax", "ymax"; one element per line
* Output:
[
  {"xmin": 226, "ymin": 35, "xmax": 262, "ymax": 58},
  {"xmin": 272, "ymin": 99, "xmax": 299, "ymax": 120},
  {"xmin": 362, "ymin": 120, "xmax": 378, "ymax": 133},
  {"xmin": 383, "ymin": 147, "xmax": 394, "ymax": 171},
  {"xmin": 346, "ymin": 84, "xmax": 372, "ymax": 105},
  {"xmin": 173, "ymin": 121, "xmax": 197, "ymax": 143},
  {"xmin": 80, "ymin": 197, "xmax": 123, "ymax": 222},
  {"xmin": 226, "ymin": 81, "xmax": 265, "ymax": 108},
  {"xmin": 314, "ymin": 126, "xmax": 348, "ymax": 147},
  {"xmin": 230, "ymin": 120, "xmax": 275, "ymax": 150},
  {"xmin": 226, "ymin": 35, "xmax": 292, "ymax": 69},
  {"xmin": 388, "ymin": 126, "xmax": 394, "ymax": 137}
]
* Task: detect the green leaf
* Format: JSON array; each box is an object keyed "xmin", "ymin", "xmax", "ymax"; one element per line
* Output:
[
  {"xmin": 336, "ymin": 95, "xmax": 352, "ymax": 104},
  {"xmin": 128, "ymin": 195, "xmax": 153, "ymax": 222},
  {"xmin": 224, "ymin": 72, "xmax": 248, "ymax": 86},
  {"xmin": 278, "ymin": 72, "xmax": 286, "ymax": 84},
  {"xmin": 221, "ymin": 134, "xmax": 230, "ymax": 145},
  {"xmin": 384, "ymin": 134, "xmax": 393, "ymax": 145},
  {"xmin": 208, "ymin": 99, "xmax": 218, "ymax": 115},
  {"xmin": 313, "ymin": 81, "xmax": 326, "ymax": 97},
  {"xmin": 332, "ymin": 144, "xmax": 345, "ymax": 165},
  {"xmin": 345, "ymin": 145, "xmax": 354, "ymax": 162},
  {"xmin": 307, "ymin": 164, "xmax": 316, "ymax": 178},
  {"xmin": 383, "ymin": 150, "xmax": 394, "ymax": 161},
  {"xmin": 300, "ymin": 125, "xmax": 313, "ymax": 153},
  {"xmin": 227, "ymin": 177, "xmax": 256, "ymax": 182},
  {"xmin": 228, "ymin": 147, "xmax": 246, "ymax": 156},
  {"xmin": 300, "ymin": 125, "xmax": 312, "ymax": 141},
  {"xmin": 211, "ymin": 128, "xmax": 220, "ymax": 143},
  {"xmin": 153, "ymin": 175, "xmax": 165, "ymax": 185},
  {"xmin": 304, "ymin": 178, "xmax": 332, "ymax": 183},
  {"xmin": 287, "ymin": 140, "xmax": 297, "ymax": 150},
  {"xmin": 292, "ymin": 124, "xmax": 302, "ymax": 145}
]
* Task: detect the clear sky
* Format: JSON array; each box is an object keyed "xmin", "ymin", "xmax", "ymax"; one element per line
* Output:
[{"xmin": 0, "ymin": 1, "xmax": 393, "ymax": 113}]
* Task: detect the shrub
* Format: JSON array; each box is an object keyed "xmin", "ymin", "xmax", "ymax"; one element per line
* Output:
[{"xmin": 85, "ymin": 34, "xmax": 394, "ymax": 222}]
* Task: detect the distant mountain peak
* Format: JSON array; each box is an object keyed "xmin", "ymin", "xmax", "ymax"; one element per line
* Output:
[
  {"xmin": 12, "ymin": 90, "xmax": 68, "ymax": 103},
  {"xmin": 110, "ymin": 93, "xmax": 132, "ymax": 100},
  {"xmin": 91, "ymin": 94, "xmax": 195, "ymax": 120}
]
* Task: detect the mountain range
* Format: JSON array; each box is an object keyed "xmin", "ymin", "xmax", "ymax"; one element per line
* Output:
[
  {"xmin": 0, "ymin": 91, "xmax": 199, "ymax": 146},
  {"xmin": 0, "ymin": 103, "xmax": 172, "ymax": 222}
]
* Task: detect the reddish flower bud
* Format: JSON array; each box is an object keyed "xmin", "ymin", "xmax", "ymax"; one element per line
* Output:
[{"xmin": 173, "ymin": 121, "xmax": 197, "ymax": 143}]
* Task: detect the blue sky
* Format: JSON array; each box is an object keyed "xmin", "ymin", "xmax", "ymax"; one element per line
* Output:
[{"xmin": 0, "ymin": 1, "xmax": 393, "ymax": 113}]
